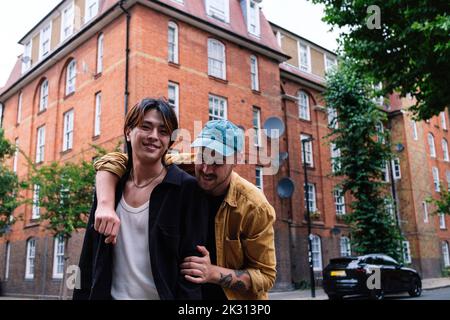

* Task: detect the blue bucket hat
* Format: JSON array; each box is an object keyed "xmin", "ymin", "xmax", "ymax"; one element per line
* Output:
[{"xmin": 191, "ymin": 120, "xmax": 244, "ymax": 157}]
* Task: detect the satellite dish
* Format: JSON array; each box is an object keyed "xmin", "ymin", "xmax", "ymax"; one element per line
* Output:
[
  {"xmin": 279, "ymin": 152, "xmax": 289, "ymax": 162},
  {"xmin": 263, "ymin": 117, "xmax": 285, "ymax": 139},
  {"xmin": 277, "ymin": 177, "xmax": 295, "ymax": 199},
  {"xmin": 21, "ymin": 56, "xmax": 31, "ymax": 63},
  {"xmin": 396, "ymin": 143, "xmax": 405, "ymax": 152}
]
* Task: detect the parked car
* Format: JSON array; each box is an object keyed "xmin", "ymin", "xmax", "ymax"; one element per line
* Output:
[{"xmin": 323, "ymin": 254, "xmax": 422, "ymax": 300}]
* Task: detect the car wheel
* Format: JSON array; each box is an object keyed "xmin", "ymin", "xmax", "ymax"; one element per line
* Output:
[
  {"xmin": 328, "ymin": 294, "xmax": 343, "ymax": 301},
  {"xmin": 369, "ymin": 289, "xmax": 385, "ymax": 300},
  {"xmin": 408, "ymin": 278, "xmax": 422, "ymax": 297}
]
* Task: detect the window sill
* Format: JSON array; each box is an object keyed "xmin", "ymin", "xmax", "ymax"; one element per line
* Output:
[
  {"xmin": 61, "ymin": 149, "xmax": 73, "ymax": 156},
  {"xmin": 94, "ymin": 72, "xmax": 102, "ymax": 80},
  {"xmin": 208, "ymin": 75, "xmax": 228, "ymax": 84},
  {"xmin": 299, "ymin": 118, "xmax": 312, "ymax": 124},
  {"xmin": 168, "ymin": 61, "xmax": 180, "ymax": 68},
  {"xmin": 37, "ymin": 108, "xmax": 47, "ymax": 116},
  {"xmin": 252, "ymin": 89, "xmax": 261, "ymax": 95},
  {"xmin": 24, "ymin": 221, "xmax": 40, "ymax": 229},
  {"xmin": 92, "ymin": 135, "xmax": 100, "ymax": 141},
  {"xmin": 64, "ymin": 92, "xmax": 75, "ymax": 100}
]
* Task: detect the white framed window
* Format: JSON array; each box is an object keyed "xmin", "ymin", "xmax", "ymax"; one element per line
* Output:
[
  {"xmin": 298, "ymin": 42, "xmax": 310, "ymax": 72},
  {"xmin": 5, "ymin": 242, "xmax": 11, "ymax": 280},
  {"xmin": 39, "ymin": 79, "xmax": 49, "ymax": 111},
  {"xmin": 63, "ymin": 110, "xmax": 74, "ymax": 151},
  {"xmin": 94, "ymin": 92, "xmax": 102, "ymax": 137},
  {"xmin": 311, "ymin": 235, "xmax": 322, "ymax": 271},
  {"xmin": 97, "ymin": 34, "xmax": 104, "ymax": 74},
  {"xmin": 403, "ymin": 241, "xmax": 412, "ymax": 264},
  {"xmin": 208, "ymin": 94, "xmax": 227, "ymax": 120},
  {"xmin": 372, "ymin": 82, "xmax": 384, "ymax": 106},
  {"xmin": 298, "ymin": 91, "xmax": 310, "ymax": 120},
  {"xmin": 411, "ymin": 120, "xmax": 418, "ymax": 140},
  {"xmin": 301, "ymin": 134, "xmax": 313, "ymax": 167},
  {"xmin": 247, "ymin": 0, "xmax": 260, "ymax": 36},
  {"xmin": 171, "ymin": 0, "xmax": 184, "ymax": 4},
  {"xmin": 385, "ymin": 198, "xmax": 395, "ymax": 220},
  {"xmin": 325, "ymin": 55, "xmax": 337, "ymax": 73},
  {"xmin": 442, "ymin": 241, "xmax": 450, "ymax": 267},
  {"xmin": 168, "ymin": 22, "xmax": 179, "ymax": 64},
  {"xmin": 39, "ymin": 23, "xmax": 52, "ymax": 59},
  {"xmin": 327, "ymin": 107, "xmax": 338, "ymax": 129},
  {"xmin": 422, "ymin": 201, "xmax": 429, "ymax": 223},
  {"xmin": 85, "ymin": 0, "xmax": 99, "ymax": 23},
  {"xmin": 375, "ymin": 122, "xmax": 385, "ymax": 144},
  {"xmin": 255, "ymin": 166, "xmax": 263, "ymax": 190},
  {"xmin": 0, "ymin": 103, "xmax": 3, "ymax": 128},
  {"xmin": 168, "ymin": 82, "xmax": 179, "ymax": 118},
  {"xmin": 446, "ymin": 171, "xmax": 450, "ymax": 190},
  {"xmin": 441, "ymin": 112, "xmax": 447, "ymax": 130},
  {"xmin": 206, "ymin": 0, "xmax": 230, "ymax": 23},
  {"xmin": 17, "ymin": 93, "xmax": 23, "ymax": 124},
  {"xmin": 440, "ymin": 213, "xmax": 446, "ymax": 229},
  {"xmin": 432, "ymin": 166, "xmax": 440, "ymax": 192},
  {"xmin": 61, "ymin": 2, "xmax": 75, "ymax": 41},
  {"xmin": 13, "ymin": 138, "xmax": 19, "ymax": 173},
  {"xmin": 392, "ymin": 158, "xmax": 401, "ymax": 180},
  {"xmin": 250, "ymin": 55, "xmax": 259, "ymax": 91},
  {"xmin": 334, "ymin": 189, "xmax": 346, "ymax": 215},
  {"xmin": 25, "ymin": 239, "xmax": 36, "ymax": 279},
  {"xmin": 428, "ymin": 133, "xmax": 436, "ymax": 157},
  {"xmin": 443, "ymin": 139, "xmax": 449, "ymax": 161},
  {"xmin": 381, "ymin": 161, "xmax": 390, "ymax": 182},
  {"xmin": 330, "ymin": 143, "xmax": 341, "ymax": 173},
  {"xmin": 66, "ymin": 60, "xmax": 76, "ymax": 95},
  {"xmin": 36, "ymin": 126, "xmax": 45, "ymax": 163},
  {"xmin": 304, "ymin": 183, "xmax": 317, "ymax": 213},
  {"xmin": 22, "ymin": 41, "xmax": 32, "ymax": 73},
  {"xmin": 32, "ymin": 185, "xmax": 40, "ymax": 219},
  {"xmin": 208, "ymin": 39, "xmax": 226, "ymax": 79},
  {"xmin": 52, "ymin": 235, "xmax": 65, "ymax": 279},
  {"xmin": 252, "ymin": 107, "xmax": 261, "ymax": 147},
  {"xmin": 340, "ymin": 237, "xmax": 351, "ymax": 257}
]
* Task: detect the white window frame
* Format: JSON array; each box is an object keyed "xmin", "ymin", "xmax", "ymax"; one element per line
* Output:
[
  {"xmin": 36, "ymin": 126, "xmax": 45, "ymax": 163},
  {"xmin": 97, "ymin": 33, "xmax": 104, "ymax": 74},
  {"xmin": 298, "ymin": 42, "xmax": 311, "ymax": 72},
  {"xmin": 0, "ymin": 103, "xmax": 3, "ymax": 128},
  {"xmin": 247, "ymin": 0, "xmax": 260, "ymax": 36},
  {"xmin": 385, "ymin": 198, "xmax": 395, "ymax": 220},
  {"xmin": 85, "ymin": 0, "xmax": 99, "ymax": 23},
  {"xmin": 32, "ymin": 185, "xmax": 40, "ymax": 219},
  {"xmin": 298, "ymin": 91, "xmax": 310, "ymax": 121},
  {"xmin": 441, "ymin": 112, "xmax": 447, "ymax": 130},
  {"xmin": 301, "ymin": 134, "xmax": 313, "ymax": 167},
  {"xmin": 440, "ymin": 213, "xmax": 446, "ymax": 229},
  {"xmin": 252, "ymin": 107, "xmax": 261, "ymax": 147},
  {"xmin": 52, "ymin": 235, "xmax": 65, "ymax": 279},
  {"xmin": 446, "ymin": 171, "xmax": 450, "ymax": 190},
  {"xmin": 5, "ymin": 242, "xmax": 11, "ymax": 280},
  {"xmin": 208, "ymin": 94, "xmax": 227, "ymax": 120},
  {"xmin": 324, "ymin": 54, "xmax": 337, "ymax": 73},
  {"xmin": 63, "ymin": 110, "xmax": 74, "ymax": 151},
  {"xmin": 422, "ymin": 201, "xmax": 429, "ymax": 223},
  {"xmin": 94, "ymin": 92, "xmax": 102, "ymax": 137},
  {"xmin": 205, "ymin": 0, "xmax": 230, "ymax": 23},
  {"xmin": 66, "ymin": 60, "xmax": 76, "ymax": 95},
  {"xmin": 39, "ymin": 79, "xmax": 49, "ymax": 112},
  {"xmin": 61, "ymin": 1, "xmax": 75, "ymax": 42},
  {"xmin": 334, "ymin": 189, "xmax": 346, "ymax": 216},
  {"xmin": 340, "ymin": 237, "xmax": 351, "ymax": 257},
  {"xmin": 443, "ymin": 139, "xmax": 449, "ymax": 162},
  {"xmin": 382, "ymin": 161, "xmax": 390, "ymax": 182},
  {"xmin": 375, "ymin": 122, "xmax": 385, "ymax": 144},
  {"xmin": 428, "ymin": 133, "xmax": 436, "ymax": 158},
  {"xmin": 411, "ymin": 120, "xmax": 418, "ymax": 140},
  {"xmin": 327, "ymin": 107, "xmax": 338, "ymax": 129},
  {"xmin": 39, "ymin": 22, "xmax": 52, "ymax": 60},
  {"xmin": 443, "ymin": 241, "xmax": 450, "ymax": 267},
  {"xmin": 255, "ymin": 166, "xmax": 263, "ymax": 190},
  {"xmin": 304, "ymin": 183, "xmax": 317, "ymax": 213},
  {"xmin": 330, "ymin": 143, "xmax": 341, "ymax": 173},
  {"xmin": 25, "ymin": 239, "xmax": 36, "ymax": 279},
  {"xmin": 168, "ymin": 22, "xmax": 179, "ymax": 64},
  {"xmin": 17, "ymin": 93, "xmax": 23, "ymax": 124},
  {"xmin": 392, "ymin": 158, "xmax": 401, "ymax": 180},
  {"xmin": 168, "ymin": 82, "xmax": 179, "ymax": 118},
  {"xmin": 250, "ymin": 55, "xmax": 259, "ymax": 91},
  {"xmin": 403, "ymin": 241, "xmax": 412, "ymax": 264},
  {"xmin": 311, "ymin": 234, "xmax": 322, "ymax": 271},
  {"xmin": 208, "ymin": 39, "xmax": 226, "ymax": 80},
  {"xmin": 432, "ymin": 166, "xmax": 440, "ymax": 192},
  {"xmin": 13, "ymin": 138, "xmax": 19, "ymax": 173},
  {"xmin": 22, "ymin": 41, "xmax": 32, "ymax": 73}
]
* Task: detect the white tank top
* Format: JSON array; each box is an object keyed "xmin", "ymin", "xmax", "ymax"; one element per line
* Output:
[{"xmin": 110, "ymin": 196, "xmax": 160, "ymax": 300}]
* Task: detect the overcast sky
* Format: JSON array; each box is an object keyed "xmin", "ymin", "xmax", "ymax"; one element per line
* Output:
[{"xmin": 0, "ymin": 0, "xmax": 340, "ymax": 87}]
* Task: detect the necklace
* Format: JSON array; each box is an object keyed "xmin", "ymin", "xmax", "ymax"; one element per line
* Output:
[{"xmin": 131, "ymin": 166, "xmax": 165, "ymax": 189}]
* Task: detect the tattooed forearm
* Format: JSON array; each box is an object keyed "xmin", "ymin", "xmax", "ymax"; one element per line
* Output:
[
  {"xmin": 235, "ymin": 270, "xmax": 250, "ymax": 278},
  {"xmin": 218, "ymin": 270, "xmax": 251, "ymax": 292},
  {"xmin": 218, "ymin": 273, "xmax": 233, "ymax": 288}
]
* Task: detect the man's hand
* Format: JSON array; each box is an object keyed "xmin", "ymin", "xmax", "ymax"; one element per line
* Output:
[
  {"xmin": 180, "ymin": 246, "xmax": 217, "ymax": 284},
  {"xmin": 94, "ymin": 206, "xmax": 120, "ymax": 244}
]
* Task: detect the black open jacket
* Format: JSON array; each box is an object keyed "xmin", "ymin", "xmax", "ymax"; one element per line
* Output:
[{"xmin": 73, "ymin": 164, "xmax": 208, "ymax": 300}]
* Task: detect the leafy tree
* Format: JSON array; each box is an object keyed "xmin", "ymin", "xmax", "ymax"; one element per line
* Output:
[
  {"xmin": 311, "ymin": 0, "xmax": 450, "ymax": 120},
  {"xmin": 0, "ymin": 129, "xmax": 21, "ymax": 236},
  {"xmin": 426, "ymin": 184, "xmax": 450, "ymax": 216},
  {"xmin": 326, "ymin": 59, "xmax": 404, "ymax": 261}
]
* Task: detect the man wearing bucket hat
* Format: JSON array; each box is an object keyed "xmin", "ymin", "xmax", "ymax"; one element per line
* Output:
[{"xmin": 93, "ymin": 120, "xmax": 277, "ymax": 300}]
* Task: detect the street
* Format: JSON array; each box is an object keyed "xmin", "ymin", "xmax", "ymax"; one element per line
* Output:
[{"xmin": 341, "ymin": 287, "xmax": 450, "ymax": 300}]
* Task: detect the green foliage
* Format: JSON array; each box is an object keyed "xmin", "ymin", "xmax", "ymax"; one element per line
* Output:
[
  {"xmin": 326, "ymin": 59, "xmax": 404, "ymax": 261},
  {"xmin": 0, "ymin": 129, "xmax": 21, "ymax": 236},
  {"xmin": 426, "ymin": 184, "xmax": 450, "ymax": 216},
  {"xmin": 311, "ymin": 0, "xmax": 450, "ymax": 120}
]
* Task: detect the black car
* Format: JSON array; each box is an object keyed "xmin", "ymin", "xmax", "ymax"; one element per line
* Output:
[{"xmin": 323, "ymin": 254, "xmax": 422, "ymax": 300}]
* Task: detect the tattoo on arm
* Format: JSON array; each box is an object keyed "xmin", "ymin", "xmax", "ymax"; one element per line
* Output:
[
  {"xmin": 218, "ymin": 270, "xmax": 250, "ymax": 292},
  {"xmin": 218, "ymin": 273, "xmax": 233, "ymax": 288}
]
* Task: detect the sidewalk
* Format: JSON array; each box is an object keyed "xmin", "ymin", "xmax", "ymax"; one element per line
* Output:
[{"xmin": 269, "ymin": 277, "xmax": 450, "ymax": 300}]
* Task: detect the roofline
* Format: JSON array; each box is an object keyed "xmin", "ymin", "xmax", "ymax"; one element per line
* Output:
[
  {"xmin": 19, "ymin": 0, "xmax": 66, "ymax": 44},
  {"xmin": 269, "ymin": 21, "xmax": 337, "ymax": 57},
  {"xmin": 280, "ymin": 69, "xmax": 326, "ymax": 92}
]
